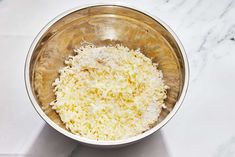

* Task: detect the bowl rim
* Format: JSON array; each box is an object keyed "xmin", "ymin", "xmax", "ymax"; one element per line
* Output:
[{"xmin": 24, "ymin": 4, "xmax": 189, "ymax": 146}]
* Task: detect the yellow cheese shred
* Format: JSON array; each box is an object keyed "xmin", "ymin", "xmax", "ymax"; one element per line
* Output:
[{"xmin": 50, "ymin": 45, "xmax": 167, "ymax": 141}]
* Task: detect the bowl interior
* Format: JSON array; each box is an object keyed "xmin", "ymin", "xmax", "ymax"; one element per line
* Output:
[{"xmin": 29, "ymin": 5, "xmax": 185, "ymax": 136}]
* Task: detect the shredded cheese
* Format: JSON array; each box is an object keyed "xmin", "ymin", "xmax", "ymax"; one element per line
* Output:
[{"xmin": 50, "ymin": 45, "xmax": 167, "ymax": 140}]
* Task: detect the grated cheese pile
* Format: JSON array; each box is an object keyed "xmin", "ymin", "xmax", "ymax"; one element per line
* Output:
[{"xmin": 50, "ymin": 45, "xmax": 168, "ymax": 141}]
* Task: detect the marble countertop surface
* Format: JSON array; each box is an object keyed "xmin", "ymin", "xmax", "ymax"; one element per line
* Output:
[{"xmin": 0, "ymin": 0, "xmax": 235, "ymax": 156}]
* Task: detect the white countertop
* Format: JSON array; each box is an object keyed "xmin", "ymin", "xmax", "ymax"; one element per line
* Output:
[{"xmin": 0, "ymin": 0, "xmax": 235, "ymax": 156}]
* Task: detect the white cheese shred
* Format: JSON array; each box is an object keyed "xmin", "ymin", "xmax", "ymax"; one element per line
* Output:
[{"xmin": 50, "ymin": 44, "xmax": 168, "ymax": 141}]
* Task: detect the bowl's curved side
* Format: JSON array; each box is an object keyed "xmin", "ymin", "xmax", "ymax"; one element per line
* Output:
[{"xmin": 25, "ymin": 4, "xmax": 189, "ymax": 147}]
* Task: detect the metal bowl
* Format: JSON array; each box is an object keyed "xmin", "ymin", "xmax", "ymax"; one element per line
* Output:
[{"xmin": 25, "ymin": 5, "xmax": 189, "ymax": 147}]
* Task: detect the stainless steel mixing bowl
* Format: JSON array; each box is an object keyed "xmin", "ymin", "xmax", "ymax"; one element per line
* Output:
[{"xmin": 25, "ymin": 4, "xmax": 189, "ymax": 147}]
